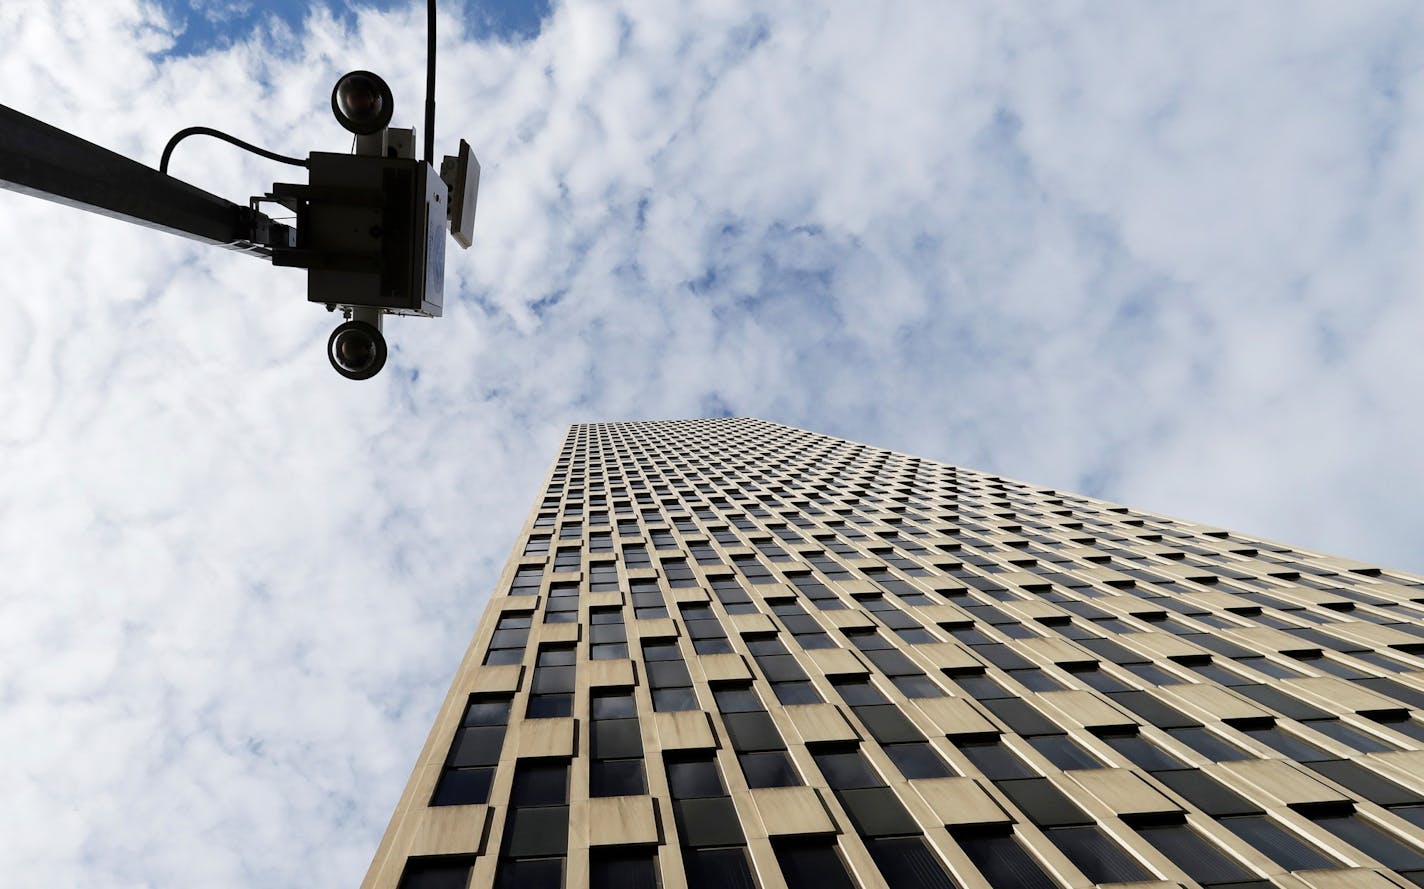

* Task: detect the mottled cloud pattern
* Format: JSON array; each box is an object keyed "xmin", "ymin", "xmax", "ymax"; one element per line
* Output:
[{"xmin": 2, "ymin": 0, "xmax": 1422, "ymax": 884}]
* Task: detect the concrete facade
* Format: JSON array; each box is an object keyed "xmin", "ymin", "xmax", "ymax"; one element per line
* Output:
[{"xmin": 363, "ymin": 418, "xmax": 1424, "ymax": 889}]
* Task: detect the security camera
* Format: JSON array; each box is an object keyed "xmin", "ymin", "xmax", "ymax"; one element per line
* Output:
[
  {"xmin": 331, "ymin": 71, "xmax": 394, "ymax": 135},
  {"xmin": 257, "ymin": 62, "xmax": 479, "ymax": 380},
  {"xmin": 327, "ymin": 318, "xmax": 387, "ymax": 380}
]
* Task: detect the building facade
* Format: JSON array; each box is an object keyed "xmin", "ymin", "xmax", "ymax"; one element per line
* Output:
[{"xmin": 362, "ymin": 418, "xmax": 1424, "ymax": 889}]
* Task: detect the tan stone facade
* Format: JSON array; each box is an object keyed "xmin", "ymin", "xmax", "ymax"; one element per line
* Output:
[{"xmin": 363, "ymin": 418, "xmax": 1424, "ymax": 889}]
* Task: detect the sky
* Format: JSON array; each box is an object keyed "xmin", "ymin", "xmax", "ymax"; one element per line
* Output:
[{"xmin": 2, "ymin": 0, "xmax": 1424, "ymax": 885}]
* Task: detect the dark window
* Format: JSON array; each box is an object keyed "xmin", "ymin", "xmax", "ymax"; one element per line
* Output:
[
  {"xmin": 757, "ymin": 654, "xmax": 811, "ymax": 682},
  {"xmin": 590, "ymin": 759, "xmax": 646, "ymax": 797},
  {"xmin": 1105, "ymin": 691, "xmax": 1198, "ymax": 728},
  {"xmin": 1186, "ymin": 658, "xmax": 1252, "ymax": 686},
  {"xmin": 509, "ymin": 566, "xmax": 543, "ymax": 596},
  {"xmin": 591, "ymin": 719, "xmax": 644, "ymax": 759},
  {"xmin": 747, "ymin": 636, "xmax": 790, "ymax": 656},
  {"xmin": 493, "ymin": 857, "xmax": 562, "ymax": 889},
  {"xmin": 813, "ymin": 749, "xmax": 884, "ymax": 789},
  {"xmin": 449, "ymin": 725, "xmax": 507, "ymax": 768},
  {"xmin": 591, "ymin": 690, "xmax": 636, "ymax": 720},
  {"xmin": 1045, "ymin": 824, "xmax": 1153, "ymax": 884},
  {"xmin": 974, "ymin": 644, "xmax": 1034, "ymax": 670},
  {"xmin": 1008, "ymin": 668, "xmax": 1064, "ymax": 693},
  {"xmin": 1238, "ymin": 722, "xmax": 1331, "ymax": 762},
  {"xmin": 1166, "ymin": 726, "xmax": 1253, "ymax": 762},
  {"xmin": 773, "ymin": 839, "xmax": 857, "ymax": 889},
  {"xmin": 864, "ymin": 837, "xmax": 959, "ymax": 889},
  {"xmin": 536, "ymin": 647, "xmax": 575, "ymax": 667},
  {"xmin": 652, "ymin": 687, "xmax": 699, "ymax": 711},
  {"xmin": 982, "ymin": 699, "xmax": 1061, "ymax": 736},
  {"xmin": 956, "ymin": 740, "xmax": 1036, "ymax": 780},
  {"xmin": 833, "ymin": 678, "xmax": 891, "ymax": 707},
  {"xmin": 883, "ymin": 742, "xmax": 955, "ymax": 779},
  {"xmin": 1311, "ymin": 809, "xmax": 1424, "ymax": 870},
  {"xmin": 1235, "ymin": 656, "xmax": 1306, "ymax": 680},
  {"xmin": 398, "ymin": 858, "xmax": 475, "ymax": 889},
  {"xmin": 490, "ymin": 628, "xmax": 530, "ymax": 649},
  {"xmin": 693, "ymin": 637, "xmax": 735, "ymax": 655},
  {"xmin": 1027, "ymin": 735, "xmax": 1101, "ymax": 771},
  {"xmin": 622, "ymin": 544, "xmax": 650, "ymax": 568},
  {"xmin": 511, "ymin": 760, "xmax": 569, "ymax": 806},
  {"xmin": 714, "ymin": 686, "xmax": 764, "ymax": 713},
  {"xmin": 1233, "ymin": 684, "xmax": 1331, "ymax": 721},
  {"xmin": 1370, "ymin": 714, "xmax": 1424, "ymax": 743},
  {"xmin": 641, "ymin": 640, "xmax": 681, "ymax": 661},
  {"xmin": 1303, "ymin": 719, "xmax": 1398, "ymax": 754},
  {"xmin": 502, "ymin": 805, "xmax": 571, "ymax": 858},
  {"xmin": 591, "ymin": 850, "xmax": 658, "ymax": 889},
  {"xmin": 590, "ymin": 610, "xmax": 625, "ymax": 631},
  {"xmin": 683, "ymin": 847, "xmax": 757, "ymax": 889},
  {"xmin": 1099, "ymin": 730, "xmax": 1185, "ymax": 772},
  {"xmin": 662, "ymin": 558, "xmax": 698, "ymax": 587},
  {"xmin": 589, "ymin": 563, "xmax": 620, "ymax": 591},
  {"xmin": 1069, "ymin": 665, "xmax": 1131, "ymax": 694},
  {"xmin": 955, "ymin": 673, "xmax": 1014, "ymax": 700},
  {"xmin": 855, "ymin": 704, "xmax": 926, "ymax": 744},
  {"xmin": 1220, "ymin": 814, "xmax": 1338, "ymax": 870},
  {"xmin": 1306, "ymin": 760, "xmax": 1424, "ymax": 807},
  {"xmin": 773, "ymin": 681, "xmax": 823, "ymax": 705},
  {"xmin": 667, "ymin": 756, "xmax": 725, "ymax": 799},
  {"xmin": 1135, "ymin": 820, "xmax": 1256, "ymax": 884},
  {"xmin": 646, "ymin": 659, "xmax": 692, "ymax": 689},
  {"xmin": 532, "ymin": 666, "xmax": 576, "ymax": 697},
  {"xmin": 431, "ymin": 766, "xmax": 495, "ymax": 806},
  {"xmin": 996, "ymin": 777, "xmax": 1091, "ymax": 827},
  {"xmin": 483, "ymin": 647, "xmax": 525, "ymax": 666},
  {"xmin": 837, "ymin": 786, "xmax": 928, "ymax": 837},
  {"xmin": 740, "ymin": 751, "xmax": 801, "ymax": 788},
  {"xmin": 953, "ymin": 828, "xmax": 1060, "ymax": 889},
  {"xmin": 463, "ymin": 697, "xmax": 512, "ymax": 726},
  {"xmin": 1153, "ymin": 769, "xmax": 1262, "ymax": 816},
  {"xmin": 1352, "ymin": 651, "xmax": 1414, "ymax": 674},
  {"xmin": 1391, "ymin": 805, "xmax": 1424, "ymax": 828},
  {"xmin": 526, "ymin": 693, "xmax": 572, "ymax": 719}
]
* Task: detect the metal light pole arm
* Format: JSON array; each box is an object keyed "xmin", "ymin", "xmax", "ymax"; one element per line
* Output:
[{"xmin": 0, "ymin": 103, "xmax": 292, "ymax": 257}]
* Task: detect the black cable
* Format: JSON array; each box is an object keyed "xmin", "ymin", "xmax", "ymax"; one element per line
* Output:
[
  {"xmin": 159, "ymin": 126, "xmax": 307, "ymax": 176},
  {"xmin": 424, "ymin": 0, "xmax": 436, "ymax": 166}
]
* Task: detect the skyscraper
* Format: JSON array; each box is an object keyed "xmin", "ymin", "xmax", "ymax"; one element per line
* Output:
[{"xmin": 362, "ymin": 418, "xmax": 1424, "ymax": 889}]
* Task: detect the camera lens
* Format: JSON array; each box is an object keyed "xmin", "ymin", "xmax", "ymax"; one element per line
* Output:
[
  {"xmin": 331, "ymin": 70, "xmax": 394, "ymax": 135},
  {"xmin": 333, "ymin": 328, "xmax": 376, "ymax": 368},
  {"xmin": 337, "ymin": 76, "xmax": 383, "ymax": 122},
  {"xmin": 327, "ymin": 320, "xmax": 387, "ymax": 380}
]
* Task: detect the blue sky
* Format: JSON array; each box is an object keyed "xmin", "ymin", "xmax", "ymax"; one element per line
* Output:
[
  {"xmin": 3, "ymin": 0, "xmax": 1424, "ymax": 886},
  {"xmin": 155, "ymin": 0, "xmax": 551, "ymax": 54}
]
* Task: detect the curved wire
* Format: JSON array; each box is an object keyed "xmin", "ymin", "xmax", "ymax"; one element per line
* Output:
[{"xmin": 159, "ymin": 126, "xmax": 307, "ymax": 176}]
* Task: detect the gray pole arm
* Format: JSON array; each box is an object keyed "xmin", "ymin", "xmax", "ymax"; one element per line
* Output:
[{"xmin": 0, "ymin": 103, "xmax": 292, "ymax": 257}]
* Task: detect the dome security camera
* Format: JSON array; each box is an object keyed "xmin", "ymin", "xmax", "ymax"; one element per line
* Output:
[
  {"xmin": 327, "ymin": 319, "xmax": 388, "ymax": 380},
  {"xmin": 331, "ymin": 71, "xmax": 394, "ymax": 135}
]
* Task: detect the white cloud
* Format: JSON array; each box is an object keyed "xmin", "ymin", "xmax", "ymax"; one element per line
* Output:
[{"xmin": 3, "ymin": 0, "xmax": 1423, "ymax": 884}]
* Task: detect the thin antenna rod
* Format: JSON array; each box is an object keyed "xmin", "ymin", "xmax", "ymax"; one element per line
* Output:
[{"xmin": 424, "ymin": 0, "xmax": 436, "ymax": 166}]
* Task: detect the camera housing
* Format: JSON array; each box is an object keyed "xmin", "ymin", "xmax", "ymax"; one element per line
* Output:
[
  {"xmin": 328, "ymin": 318, "xmax": 387, "ymax": 380},
  {"xmin": 259, "ymin": 69, "xmax": 478, "ymax": 379},
  {"xmin": 331, "ymin": 71, "xmax": 394, "ymax": 135},
  {"xmin": 298, "ymin": 151, "xmax": 445, "ymax": 317}
]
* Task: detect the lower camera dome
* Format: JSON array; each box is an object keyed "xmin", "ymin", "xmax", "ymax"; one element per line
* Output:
[{"xmin": 327, "ymin": 320, "xmax": 387, "ymax": 380}]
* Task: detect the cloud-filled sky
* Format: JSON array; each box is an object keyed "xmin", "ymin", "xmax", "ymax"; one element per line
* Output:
[{"xmin": 3, "ymin": 0, "xmax": 1423, "ymax": 885}]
